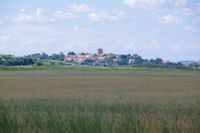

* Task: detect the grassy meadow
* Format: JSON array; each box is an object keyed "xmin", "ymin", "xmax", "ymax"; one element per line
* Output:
[{"xmin": 0, "ymin": 68, "xmax": 200, "ymax": 133}]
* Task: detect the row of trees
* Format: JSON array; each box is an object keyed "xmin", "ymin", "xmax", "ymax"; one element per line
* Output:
[
  {"xmin": 1, "ymin": 52, "xmax": 199, "ymax": 69},
  {"xmin": 79, "ymin": 53, "xmax": 194, "ymax": 69},
  {"xmin": 25, "ymin": 52, "xmax": 65, "ymax": 61},
  {"xmin": 0, "ymin": 55, "xmax": 36, "ymax": 66},
  {"xmin": 0, "ymin": 52, "xmax": 68, "ymax": 66},
  {"xmin": 99, "ymin": 54, "xmax": 163, "ymax": 66}
]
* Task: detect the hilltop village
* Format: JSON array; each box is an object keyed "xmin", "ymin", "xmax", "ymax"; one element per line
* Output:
[
  {"xmin": 65, "ymin": 48, "xmax": 136, "ymax": 66},
  {"xmin": 1, "ymin": 48, "xmax": 199, "ymax": 69}
]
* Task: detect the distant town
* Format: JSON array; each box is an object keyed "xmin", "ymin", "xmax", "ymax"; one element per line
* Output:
[
  {"xmin": 64, "ymin": 48, "xmax": 199, "ymax": 68},
  {"xmin": 65, "ymin": 48, "xmax": 136, "ymax": 66},
  {"xmin": 0, "ymin": 48, "xmax": 200, "ymax": 70}
]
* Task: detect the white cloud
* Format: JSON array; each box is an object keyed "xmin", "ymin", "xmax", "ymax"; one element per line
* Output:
[
  {"xmin": 172, "ymin": 44, "xmax": 181, "ymax": 52},
  {"xmin": 13, "ymin": 13, "xmax": 34, "ymax": 23},
  {"xmin": 0, "ymin": 20, "xmax": 3, "ymax": 24},
  {"xmin": 62, "ymin": 41, "xmax": 89, "ymax": 52},
  {"xmin": 186, "ymin": 44, "xmax": 200, "ymax": 49},
  {"xmin": 23, "ymin": 39, "xmax": 39, "ymax": 45},
  {"xmin": 140, "ymin": 40, "xmax": 160, "ymax": 50},
  {"xmin": 88, "ymin": 13, "xmax": 101, "ymax": 21},
  {"xmin": 20, "ymin": 8, "xmax": 26, "ymax": 12},
  {"xmin": 174, "ymin": 8, "xmax": 194, "ymax": 16},
  {"xmin": 123, "ymin": 0, "xmax": 188, "ymax": 8},
  {"xmin": 13, "ymin": 8, "xmax": 50, "ymax": 23},
  {"xmin": 6, "ymin": 5, "xmax": 125, "ymax": 24},
  {"xmin": 184, "ymin": 26, "xmax": 199, "ymax": 32},
  {"xmin": 196, "ymin": 2, "xmax": 200, "ymax": 13},
  {"xmin": 123, "ymin": 0, "xmax": 165, "ymax": 8},
  {"xmin": 88, "ymin": 10, "xmax": 125, "ymax": 22},
  {"xmin": 0, "ymin": 36, "xmax": 11, "ymax": 41},
  {"xmin": 174, "ymin": 0, "xmax": 187, "ymax": 7},
  {"xmin": 54, "ymin": 10, "xmax": 79, "ymax": 19},
  {"xmin": 36, "ymin": 8, "xmax": 46, "ymax": 16},
  {"xmin": 160, "ymin": 15, "xmax": 182, "ymax": 24},
  {"xmin": 68, "ymin": 4, "xmax": 92, "ymax": 12},
  {"xmin": 73, "ymin": 26, "xmax": 92, "ymax": 33},
  {"xmin": 148, "ymin": 39, "xmax": 160, "ymax": 50},
  {"xmin": 123, "ymin": 41, "xmax": 135, "ymax": 53},
  {"xmin": 111, "ymin": 10, "xmax": 125, "ymax": 21},
  {"xmin": 173, "ymin": 2, "xmax": 200, "ymax": 17},
  {"xmin": 0, "ymin": 45, "xmax": 6, "ymax": 51},
  {"xmin": 193, "ymin": 16, "xmax": 200, "ymax": 24},
  {"xmin": 12, "ymin": 8, "xmax": 78, "ymax": 23},
  {"xmin": 124, "ymin": 39, "xmax": 160, "ymax": 53}
]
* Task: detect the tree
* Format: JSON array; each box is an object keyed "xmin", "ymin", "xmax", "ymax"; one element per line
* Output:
[
  {"xmin": 60, "ymin": 52, "xmax": 65, "ymax": 61},
  {"xmin": 0, "ymin": 58, "xmax": 3, "ymax": 65},
  {"xmin": 189, "ymin": 63, "xmax": 199, "ymax": 69},
  {"xmin": 120, "ymin": 55, "xmax": 127, "ymax": 60},
  {"xmin": 82, "ymin": 59, "xmax": 94, "ymax": 65},
  {"xmin": 57, "ymin": 61, "xmax": 64, "ymax": 66},
  {"xmin": 41, "ymin": 52, "xmax": 49, "ymax": 59},
  {"xmin": 23, "ymin": 58, "xmax": 34, "ymax": 65},
  {"xmin": 67, "ymin": 52, "xmax": 76, "ymax": 55},
  {"xmin": 50, "ymin": 52, "xmax": 65, "ymax": 61},
  {"xmin": 50, "ymin": 62, "xmax": 56, "ymax": 66},
  {"xmin": 134, "ymin": 56, "xmax": 143, "ymax": 64},
  {"xmin": 3, "ymin": 60, "xmax": 11, "ymax": 66},
  {"xmin": 155, "ymin": 58, "xmax": 163, "ymax": 64},
  {"xmin": 104, "ymin": 56, "xmax": 116, "ymax": 65},
  {"xmin": 117, "ymin": 60, "xmax": 127, "ymax": 65},
  {"xmin": 132, "ymin": 54, "xmax": 138, "ymax": 57},
  {"xmin": 35, "ymin": 60, "xmax": 44, "ymax": 66},
  {"xmin": 81, "ymin": 53, "xmax": 86, "ymax": 55},
  {"xmin": 31, "ymin": 53, "xmax": 41, "ymax": 59}
]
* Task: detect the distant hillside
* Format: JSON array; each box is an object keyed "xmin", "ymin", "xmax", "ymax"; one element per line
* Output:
[
  {"xmin": 1, "ymin": 53, "xmax": 200, "ymax": 70},
  {"xmin": 178, "ymin": 61, "xmax": 200, "ymax": 65}
]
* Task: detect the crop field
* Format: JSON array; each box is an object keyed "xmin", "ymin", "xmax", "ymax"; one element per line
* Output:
[{"xmin": 0, "ymin": 69, "xmax": 200, "ymax": 133}]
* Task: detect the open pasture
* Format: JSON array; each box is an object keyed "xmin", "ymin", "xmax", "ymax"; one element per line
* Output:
[{"xmin": 0, "ymin": 70, "xmax": 200, "ymax": 133}]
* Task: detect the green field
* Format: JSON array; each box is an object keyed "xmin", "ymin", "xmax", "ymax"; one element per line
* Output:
[{"xmin": 0, "ymin": 68, "xmax": 200, "ymax": 133}]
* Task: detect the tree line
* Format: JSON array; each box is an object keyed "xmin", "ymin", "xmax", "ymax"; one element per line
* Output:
[
  {"xmin": 0, "ymin": 52, "xmax": 199, "ymax": 70},
  {"xmin": 25, "ymin": 52, "xmax": 65, "ymax": 61},
  {"xmin": 0, "ymin": 52, "xmax": 65, "ymax": 66}
]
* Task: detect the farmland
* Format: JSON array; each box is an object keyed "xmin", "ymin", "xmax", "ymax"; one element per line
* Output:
[{"xmin": 0, "ymin": 68, "xmax": 200, "ymax": 133}]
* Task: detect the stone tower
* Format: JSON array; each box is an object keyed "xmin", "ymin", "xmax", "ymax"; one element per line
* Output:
[{"xmin": 97, "ymin": 48, "xmax": 103, "ymax": 56}]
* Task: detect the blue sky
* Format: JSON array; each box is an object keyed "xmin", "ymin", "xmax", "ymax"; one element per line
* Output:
[{"xmin": 0, "ymin": 0, "xmax": 200, "ymax": 61}]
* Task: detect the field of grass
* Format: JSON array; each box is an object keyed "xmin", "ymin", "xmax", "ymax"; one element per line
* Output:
[
  {"xmin": 0, "ymin": 69, "xmax": 200, "ymax": 133},
  {"xmin": 1, "ymin": 65, "xmax": 200, "ymax": 72}
]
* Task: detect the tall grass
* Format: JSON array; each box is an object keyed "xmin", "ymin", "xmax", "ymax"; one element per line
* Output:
[
  {"xmin": 0, "ymin": 65, "xmax": 199, "ymax": 72},
  {"xmin": 0, "ymin": 70, "xmax": 200, "ymax": 132},
  {"xmin": 1, "ymin": 100, "xmax": 200, "ymax": 133}
]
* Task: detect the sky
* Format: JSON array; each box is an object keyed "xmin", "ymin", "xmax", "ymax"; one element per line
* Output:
[{"xmin": 0, "ymin": 0, "xmax": 200, "ymax": 61}]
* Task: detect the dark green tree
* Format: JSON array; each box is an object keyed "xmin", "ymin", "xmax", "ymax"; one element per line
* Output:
[
  {"xmin": 35, "ymin": 60, "xmax": 44, "ymax": 66},
  {"xmin": 67, "ymin": 52, "xmax": 76, "ymax": 55},
  {"xmin": 155, "ymin": 58, "xmax": 163, "ymax": 64}
]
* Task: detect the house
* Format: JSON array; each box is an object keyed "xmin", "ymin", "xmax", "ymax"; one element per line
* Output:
[
  {"xmin": 64, "ymin": 55, "xmax": 77, "ymax": 61},
  {"xmin": 162, "ymin": 61, "xmax": 168, "ymax": 64},
  {"xmin": 65, "ymin": 48, "xmax": 120, "ymax": 65},
  {"xmin": 129, "ymin": 59, "xmax": 135, "ymax": 64}
]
